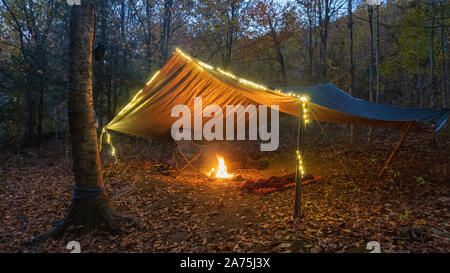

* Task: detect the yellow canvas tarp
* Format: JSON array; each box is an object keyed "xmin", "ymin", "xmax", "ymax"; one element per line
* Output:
[{"xmin": 105, "ymin": 49, "xmax": 448, "ymax": 141}]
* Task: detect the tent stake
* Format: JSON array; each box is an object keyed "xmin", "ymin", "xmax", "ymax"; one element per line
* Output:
[
  {"xmin": 377, "ymin": 121, "xmax": 413, "ymax": 178},
  {"xmin": 294, "ymin": 102, "xmax": 306, "ymax": 219}
]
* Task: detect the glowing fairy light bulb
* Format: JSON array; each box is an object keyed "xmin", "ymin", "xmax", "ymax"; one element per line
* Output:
[
  {"xmin": 131, "ymin": 89, "xmax": 143, "ymax": 102},
  {"xmin": 238, "ymin": 78, "xmax": 266, "ymax": 90},
  {"xmin": 146, "ymin": 71, "xmax": 160, "ymax": 86},
  {"xmin": 198, "ymin": 61, "xmax": 213, "ymax": 70},
  {"xmin": 176, "ymin": 48, "xmax": 192, "ymax": 61},
  {"xmin": 296, "ymin": 149, "xmax": 305, "ymax": 176},
  {"xmin": 217, "ymin": 68, "xmax": 237, "ymax": 80}
]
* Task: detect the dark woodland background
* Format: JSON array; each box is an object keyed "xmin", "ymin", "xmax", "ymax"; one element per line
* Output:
[{"xmin": 0, "ymin": 0, "xmax": 448, "ymax": 150}]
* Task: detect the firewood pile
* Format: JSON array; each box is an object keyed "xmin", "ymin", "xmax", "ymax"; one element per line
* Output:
[
  {"xmin": 238, "ymin": 173, "xmax": 322, "ymax": 194},
  {"xmin": 144, "ymin": 161, "xmax": 174, "ymax": 175}
]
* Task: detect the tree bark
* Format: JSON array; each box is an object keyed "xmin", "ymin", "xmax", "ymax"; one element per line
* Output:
[
  {"xmin": 224, "ymin": 1, "xmax": 238, "ymax": 69},
  {"xmin": 429, "ymin": 0, "xmax": 436, "ymax": 108},
  {"xmin": 107, "ymin": 66, "xmax": 113, "ymax": 122},
  {"xmin": 367, "ymin": 5, "xmax": 374, "ymax": 145},
  {"xmin": 120, "ymin": 0, "xmax": 129, "ymax": 100},
  {"xmin": 67, "ymin": 0, "xmax": 111, "ymax": 225},
  {"xmin": 160, "ymin": 0, "xmax": 173, "ymax": 67},
  {"xmin": 145, "ymin": 0, "xmax": 154, "ymax": 72},
  {"xmin": 266, "ymin": 13, "xmax": 287, "ymax": 83},
  {"xmin": 28, "ymin": 1, "xmax": 136, "ymax": 245},
  {"xmin": 348, "ymin": 0, "xmax": 354, "ymax": 144},
  {"xmin": 375, "ymin": 5, "xmax": 380, "ymax": 103},
  {"xmin": 439, "ymin": 0, "xmax": 446, "ymax": 108},
  {"xmin": 25, "ymin": 74, "xmax": 35, "ymax": 142},
  {"xmin": 37, "ymin": 82, "xmax": 44, "ymax": 144},
  {"xmin": 307, "ymin": 3, "xmax": 314, "ymax": 85},
  {"xmin": 417, "ymin": 67, "xmax": 423, "ymax": 108},
  {"xmin": 318, "ymin": 0, "xmax": 330, "ymax": 83}
]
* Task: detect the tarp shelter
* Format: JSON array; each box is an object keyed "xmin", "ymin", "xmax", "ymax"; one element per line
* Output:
[
  {"xmin": 104, "ymin": 49, "xmax": 448, "ymax": 139},
  {"xmin": 102, "ymin": 48, "xmax": 449, "ymax": 218}
]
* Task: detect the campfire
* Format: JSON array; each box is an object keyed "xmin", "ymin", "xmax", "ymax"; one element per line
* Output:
[{"xmin": 207, "ymin": 155, "xmax": 234, "ymax": 179}]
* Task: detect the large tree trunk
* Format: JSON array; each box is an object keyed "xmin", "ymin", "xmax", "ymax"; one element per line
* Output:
[
  {"xmin": 29, "ymin": 1, "xmax": 135, "ymax": 244},
  {"xmin": 67, "ymin": 0, "xmax": 111, "ymax": 228}
]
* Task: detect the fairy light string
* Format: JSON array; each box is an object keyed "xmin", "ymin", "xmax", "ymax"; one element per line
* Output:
[
  {"xmin": 98, "ymin": 68, "xmax": 161, "ymax": 158},
  {"xmin": 176, "ymin": 48, "xmax": 313, "ymax": 177},
  {"xmin": 105, "ymin": 129, "xmax": 118, "ymax": 161},
  {"xmin": 177, "ymin": 48, "xmax": 313, "ymax": 95},
  {"xmin": 101, "ymin": 48, "xmax": 312, "ymax": 162},
  {"xmin": 296, "ymin": 96, "xmax": 309, "ymax": 177}
]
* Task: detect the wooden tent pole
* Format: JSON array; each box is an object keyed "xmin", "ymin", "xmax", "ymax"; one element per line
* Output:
[
  {"xmin": 294, "ymin": 102, "xmax": 306, "ymax": 219},
  {"xmin": 377, "ymin": 121, "xmax": 414, "ymax": 178}
]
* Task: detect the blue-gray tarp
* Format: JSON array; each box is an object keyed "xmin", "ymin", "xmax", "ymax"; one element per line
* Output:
[{"xmin": 289, "ymin": 83, "xmax": 449, "ymax": 132}]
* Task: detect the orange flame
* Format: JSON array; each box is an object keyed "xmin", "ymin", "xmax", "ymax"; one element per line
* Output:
[{"xmin": 208, "ymin": 155, "xmax": 234, "ymax": 179}]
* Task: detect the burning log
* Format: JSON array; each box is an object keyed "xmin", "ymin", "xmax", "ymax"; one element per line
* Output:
[{"xmin": 207, "ymin": 155, "xmax": 235, "ymax": 179}]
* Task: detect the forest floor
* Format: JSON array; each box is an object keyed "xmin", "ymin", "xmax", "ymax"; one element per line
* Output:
[{"xmin": 1, "ymin": 125, "xmax": 449, "ymax": 253}]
